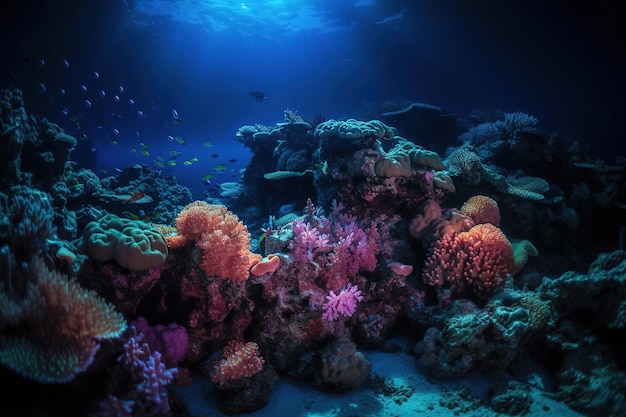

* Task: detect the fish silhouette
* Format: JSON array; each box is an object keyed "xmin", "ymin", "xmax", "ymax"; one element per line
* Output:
[{"xmin": 249, "ymin": 91, "xmax": 268, "ymax": 102}]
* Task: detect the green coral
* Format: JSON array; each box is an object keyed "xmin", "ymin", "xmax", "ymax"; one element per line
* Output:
[{"xmin": 77, "ymin": 213, "xmax": 168, "ymax": 270}]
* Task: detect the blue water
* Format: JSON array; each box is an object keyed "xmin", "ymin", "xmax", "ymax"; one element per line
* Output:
[{"xmin": 2, "ymin": 0, "xmax": 625, "ymax": 199}]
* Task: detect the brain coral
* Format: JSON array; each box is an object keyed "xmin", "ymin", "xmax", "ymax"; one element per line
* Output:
[{"xmin": 77, "ymin": 213, "xmax": 168, "ymax": 270}]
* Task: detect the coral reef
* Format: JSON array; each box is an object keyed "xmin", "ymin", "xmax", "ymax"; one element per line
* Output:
[{"xmin": 2, "ymin": 88, "xmax": 626, "ymax": 417}]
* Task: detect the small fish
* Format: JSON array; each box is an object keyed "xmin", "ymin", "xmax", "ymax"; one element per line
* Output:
[
  {"xmin": 122, "ymin": 210, "xmax": 141, "ymax": 220},
  {"xmin": 93, "ymin": 71, "xmax": 100, "ymax": 79},
  {"xmin": 154, "ymin": 161, "xmax": 165, "ymax": 167},
  {"xmin": 99, "ymin": 89, "xmax": 106, "ymax": 98},
  {"xmin": 62, "ymin": 59, "xmax": 70, "ymax": 69},
  {"xmin": 122, "ymin": 192, "xmax": 146, "ymax": 204},
  {"xmin": 109, "ymin": 140, "xmax": 118, "ymax": 145},
  {"xmin": 214, "ymin": 164, "xmax": 227, "ymax": 171},
  {"xmin": 169, "ymin": 150, "xmax": 179, "ymax": 156},
  {"xmin": 211, "ymin": 153, "xmax": 219, "ymax": 158},
  {"xmin": 174, "ymin": 136, "xmax": 186, "ymax": 145},
  {"xmin": 183, "ymin": 161, "xmax": 193, "ymax": 166},
  {"xmin": 228, "ymin": 158, "xmax": 237, "ymax": 163},
  {"xmin": 84, "ymin": 99, "xmax": 92, "ymax": 108},
  {"xmin": 202, "ymin": 173, "xmax": 215, "ymax": 181},
  {"xmin": 249, "ymin": 90, "xmax": 268, "ymax": 102},
  {"xmin": 172, "ymin": 108, "xmax": 182, "ymax": 124},
  {"xmin": 168, "ymin": 160, "xmax": 177, "ymax": 167},
  {"xmin": 140, "ymin": 149, "xmax": 150, "ymax": 156},
  {"xmin": 128, "ymin": 98, "xmax": 135, "ymax": 105},
  {"xmin": 202, "ymin": 141, "xmax": 213, "ymax": 147},
  {"xmin": 190, "ymin": 157, "xmax": 199, "ymax": 163}
]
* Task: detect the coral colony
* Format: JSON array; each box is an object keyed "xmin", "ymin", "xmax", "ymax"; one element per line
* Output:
[{"xmin": 1, "ymin": 88, "xmax": 626, "ymax": 416}]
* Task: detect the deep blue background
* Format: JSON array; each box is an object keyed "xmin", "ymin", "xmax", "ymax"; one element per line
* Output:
[{"xmin": 2, "ymin": 0, "xmax": 625, "ymax": 199}]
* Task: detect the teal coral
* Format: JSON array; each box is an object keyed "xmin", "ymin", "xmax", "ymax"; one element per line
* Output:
[
  {"xmin": 315, "ymin": 118, "xmax": 395, "ymax": 140},
  {"xmin": 77, "ymin": 213, "xmax": 168, "ymax": 270},
  {"xmin": 374, "ymin": 139, "xmax": 445, "ymax": 177}
]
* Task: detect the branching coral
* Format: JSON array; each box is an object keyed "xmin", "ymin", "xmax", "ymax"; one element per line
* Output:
[
  {"xmin": 287, "ymin": 199, "xmax": 380, "ymax": 291},
  {"xmin": 99, "ymin": 328, "xmax": 177, "ymax": 415},
  {"xmin": 321, "ymin": 283, "xmax": 363, "ymax": 321}
]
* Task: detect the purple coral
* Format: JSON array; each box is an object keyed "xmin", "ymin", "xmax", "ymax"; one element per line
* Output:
[
  {"xmin": 100, "ymin": 328, "xmax": 178, "ymax": 416},
  {"xmin": 322, "ymin": 283, "xmax": 363, "ymax": 321}
]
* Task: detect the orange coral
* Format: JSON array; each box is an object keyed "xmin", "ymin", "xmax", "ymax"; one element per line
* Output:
[
  {"xmin": 171, "ymin": 201, "xmax": 258, "ymax": 282},
  {"xmin": 0, "ymin": 257, "xmax": 127, "ymax": 383},
  {"xmin": 250, "ymin": 254, "xmax": 280, "ymax": 276},
  {"xmin": 423, "ymin": 223, "xmax": 514, "ymax": 297},
  {"xmin": 460, "ymin": 195, "xmax": 501, "ymax": 226},
  {"xmin": 211, "ymin": 340, "xmax": 264, "ymax": 384}
]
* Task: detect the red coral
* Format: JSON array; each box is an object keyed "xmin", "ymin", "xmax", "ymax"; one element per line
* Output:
[{"xmin": 423, "ymin": 223, "xmax": 514, "ymax": 297}]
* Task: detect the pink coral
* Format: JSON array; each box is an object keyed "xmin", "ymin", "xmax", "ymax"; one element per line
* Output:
[
  {"xmin": 322, "ymin": 283, "xmax": 363, "ymax": 321},
  {"xmin": 422, "ymin": 223, "xmax": 515, "ymax": 297},
  {"xmin": 287, "ymin": 201, "xmax": 380, "ymax": 291}
]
